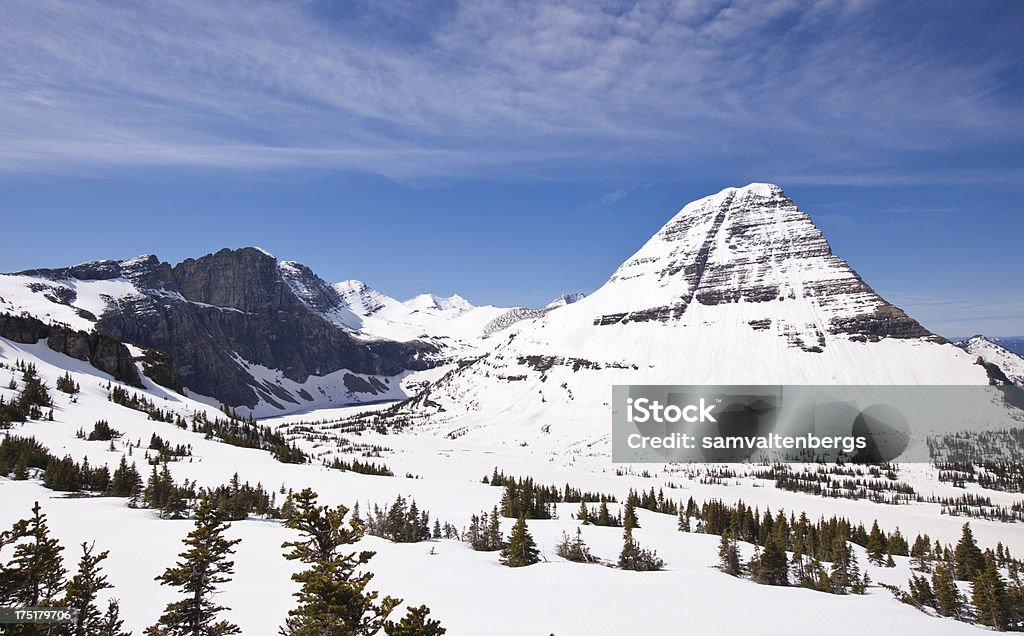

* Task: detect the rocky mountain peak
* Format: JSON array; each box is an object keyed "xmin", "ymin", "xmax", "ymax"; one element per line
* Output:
[
  {"xmin": 593, "ymin": 183, "xmax": 933, "ymax": 343},
  {"xmin": 405, "ymin": 293, "xmax": 474, "ymax": 314},
  {"xmin": 546, "ymin": 292, "xmax": 586, "ymax": 309},
  {"xmin": 278, "ymin": 260, "xmax": 345, "ymax": 316},
  {"xmin": 170, "ymin": 247, "xmax": 294, "ymax": 313}
]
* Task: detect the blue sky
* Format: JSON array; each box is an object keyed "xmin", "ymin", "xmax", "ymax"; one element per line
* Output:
[{"xmin": 1, "ymin": 0, "xmax": 1021, "ymax": 335}]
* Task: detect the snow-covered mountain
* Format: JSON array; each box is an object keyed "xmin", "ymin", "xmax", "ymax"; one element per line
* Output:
[
  {"xmin": 394, "ymin": 184, "xmax": 996, "ymax": 437},
  {"xmin": 0, "ymin": 249, "xmax": 534, "ymax": 416},
  {"xmin": 316, "ymin": 280, "xmax": 521, "ymax": 353},
  {"xmin": 957, "ymin": 335, "xmax": 1024, "ymax": 386},
  {"xmin": 0, "ymin": 249, "xmax": 436, "ymax": 415},
  {"xmin": 546, "ymin": 292, "xmax": 586, "ymax": 309}
]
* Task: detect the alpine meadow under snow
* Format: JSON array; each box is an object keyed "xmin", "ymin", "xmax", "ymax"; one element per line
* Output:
[{"xmin": 3, "ymin": 184, "xmax": 1024, "ymax": 635}]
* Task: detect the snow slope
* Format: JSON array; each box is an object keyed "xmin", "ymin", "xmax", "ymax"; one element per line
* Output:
[
  {"xmin": 394, "ymin": 184, "xmax": 992, "ymax": 441},
  {"xmin": 0, "ymin": 334, "xmax": 1011, "ymax": 636},
  {"xmin": 957, "ymin": 335, "xmax": 1024, "ymax": 385}
]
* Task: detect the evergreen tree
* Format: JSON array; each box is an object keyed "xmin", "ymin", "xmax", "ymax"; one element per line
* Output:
[
  {"xmin": 932, "ymin": 562, "xmax": 964, "ymax": 618},
  {"xmin": 554, "ymin": 528, "xmax": 594, "ymax": 564},
  {"xmin": 0, "ymin": 501, "xmax": 66, "ymax": 608},
  {"xmin": 866, "ymin": 521, "xmax": 886, "ymax": 566},
  {"xmin": 678, "ymin": 512, "xmax": 691, "ymax": 533},
  {"xmin": 485, "ymin": 507, "xmax": 503, "ymax": 551},
  {"xmin": 97, "ymin": 599, "xmax": 132, "ymax": 636},
  {"xmin": 383, "ymin": 605, "xmax": 446, "ymax": 636},
  {"xmin": 280, "ymin": 488, "xmax": 399, "ymax": 635},
  {"xmin": 751, "ymin": 527, "xmax": 788, "ymax": 586},
  {"xmin": 829, "ymin": 534, "xmax": 863, "ymax": 595},
  {"xmin": 109, "ymin": 456, "xmax": 143, "ymax": 498},
  {"xmin": 577, "ymin": 501, "xmax": 590, "ymax": 525},
  {"xmin": 908, "ymin": 574, "xmax": 936, "ymax": 609},
  {"xmin": 145, "ymin": 498, "xmax": 241, "ymax": 636},
  {"xmin": 617, "ymin": 527, "xmax": 664, "ymax": 572},
  {"xmin": 718, "ymin": 530, "xmax": 741, "ymax": 576},
  {"xmin": 622, "ymin": 501, "xmax": 639, "ymax": 531},
  {"xmin": 972, "ymin": 553, "xmax": 1012, "ymax": 631},
  {"xmin": 954, "ymin": 523, "xmax": 984, "ymax": 581},
  {"xmin": 500, "ymin": 516, "xmax": 540, "ymax": 568},
  {"xmin": 64, "ymin": 542, "xmax": 117, "ymax": 636}
]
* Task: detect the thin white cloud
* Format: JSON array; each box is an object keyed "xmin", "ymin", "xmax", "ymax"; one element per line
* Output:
[
  {"xmin": 0, "ymin": 0, "xmax": 1020, "ymax": 182},
  {"xmin": 601, "ymin": 189, "xmax": 628, "ymax": 205}
]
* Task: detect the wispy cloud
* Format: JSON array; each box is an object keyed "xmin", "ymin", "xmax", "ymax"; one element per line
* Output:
[
  {"xmin": 601, "ymin": 189, "xmax": 628, "ymax": 205},
  {"xmin": 1, "ymin": 0, "xmax": 1021, "ymax": 182}
]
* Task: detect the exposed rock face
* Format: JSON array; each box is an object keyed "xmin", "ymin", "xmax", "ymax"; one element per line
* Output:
[
  {"xmin": 9, "ymin": 248, "xmax": 436, "ymax": 409},
  {"xmin": 593, "ymin": 184, "xmax": 935, "ymax": 345},
  {"xmin": 0, "ymin": 313, "xmax": 142, "ymax": 386}
]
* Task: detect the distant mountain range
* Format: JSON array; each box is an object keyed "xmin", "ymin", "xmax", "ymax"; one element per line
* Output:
[{"xmin": 1, "ymin": 183, "xmax": 1020, "ymax": 420}]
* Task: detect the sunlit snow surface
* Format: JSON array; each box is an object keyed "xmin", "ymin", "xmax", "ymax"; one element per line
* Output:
[{"xmin": 0, "ymin": 336, "xmax": 1010, "ymax": 635}]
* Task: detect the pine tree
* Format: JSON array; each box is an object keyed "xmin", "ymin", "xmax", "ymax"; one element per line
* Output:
[
  {"xmin": 146, "ymin": 498, "xmax": 241, "ymax": 636},
  {"xmin": 866, "ymin": 520, "xmax": 886, "ymax": 566},
  {"xmin": 485, "ymin": 506, "xmax": 503, "ymax": 551},
  {"xmin": 0, "ymin": 501, "xmax": 66, "ymax": 608},
  {"xmin": 752, "ymin": 527, "xmax": 788, "ymax": 586},
  {"xmin": 678, "ymin": 512, "xmax": 691, "ymax": 533},
  {"xmin": 908, "ymin": 574, "xmax": 936, "ymax": 609},
  {"xmin": 384, "ymin": 605, "xmax": 446, "ymax": 636},
  {"xmin": 577, "ymin": 501, "xmax": 590, "ymax": 525},
  {"xmin": 829, "ymin": 534, "xmax": 860, "ymax": 595},
  {"xmin": 623, "ymin": 501, "xmax": 639, "ymax": 530},
  {"xmin": 280, "ymin": 488, "xmax": 399, "ymax": 635},
  {"xmin": 718, "ymin": 530, "xmax": 740, "ymax": 576},
  {"xmin": 64, "ymin": 542, "xmax": 116, "ymax": 636},
  {"xmin": 932, "ymin": 562, "xmax": 963, "ymax": 618},
  {"xmin": 972, "ymin": 553, "xmax": 1012, "ymax": 630},
  {"xmin": 500, "ymin": 516, "xmax": 540, "ymax": 568},
  {"xmin": 618, "ymin": 527, "xmax": 664, "ymax": 572},
  {"xmin": 954, "ymin": 523, "xmax": 984, "ymax": 581},
  {"xmin": 554, "ymin": 528, "xmax": 594, "ymax": 564},
  {"xmin": 97, "ymin": 599, "xmax": 132, "ymax": 636}
]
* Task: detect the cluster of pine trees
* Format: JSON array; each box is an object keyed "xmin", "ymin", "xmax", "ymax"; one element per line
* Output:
[
  {"xmin": 189, "ymin": 410, "xmax": 308, "ymax": 465},
  {"xmin": 680, "ymin": 497, "xmax": 910, "ymax": 558},
  {"xmin": 1, "ymin": 435, "xmax": 117, "ymax": 493},
  {"xmin": 554, "ymin": 528, "xmax": 594, "ymax": 563},
  {"xmin": 464, "ymin": 507, "xmax": 505, "ymax": 551},
  {"xmin": 0, "ymin": 362, "xmax": 53, "ymax": 426},
  {"xmin": 108, "ymin": 386, "xmax": 177, "ymax": 424},
  {"xmin": 484, "ymin": 468, "xmax": 616, "ymax": 521},
  {"xmin": 900, "ymin": 523, "xmax": 1024, "ymax": 631},
  {"xmin": 145, "ymin": 434, "xmax": 192, "ymax": 464},
  {"xmin": 576, "ymin": 500, "xmax": 623, "ymax": 527},
  {"xmin": 753, "ymin": 464, "xmax": 918, "ymax": 504},
  {"xmin": 361, "ymin": 495, "xmax": 433, "ymax": 543},
  {"xmin": 929, "ymin": 428, "xmax": 1024, "ymax": 466},
  {"xmin": 936, "ymin": 458, "xmax": 1024, "ymax": 492},
  {"xmin": 326, "ymin": 456, "xmax": 394, "ymax": 476},
  {"xmin": 138, "ymin": 465, "xmax": 282, "ymax": 521},
  {"xmin": 0, "ymin": 501, "xmax": 130, "ymax": 635},
  {"xmin": 5, "ymin": 489, "xmax": 446, "ymax": 634},
  {"xmin": 681, "ymin": 498, "xmax": 893, "ymax": 594},
  {"xmin": 86, "ymin": 420, "xmax": 119, "ymax": 442},
  {"xmin": 934, "ymin": 493, "xmax": 1024, "ymax": 523},
  {"xmin": 55, "ymin": 371, "xmax": 79, "ymax": 395}
]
